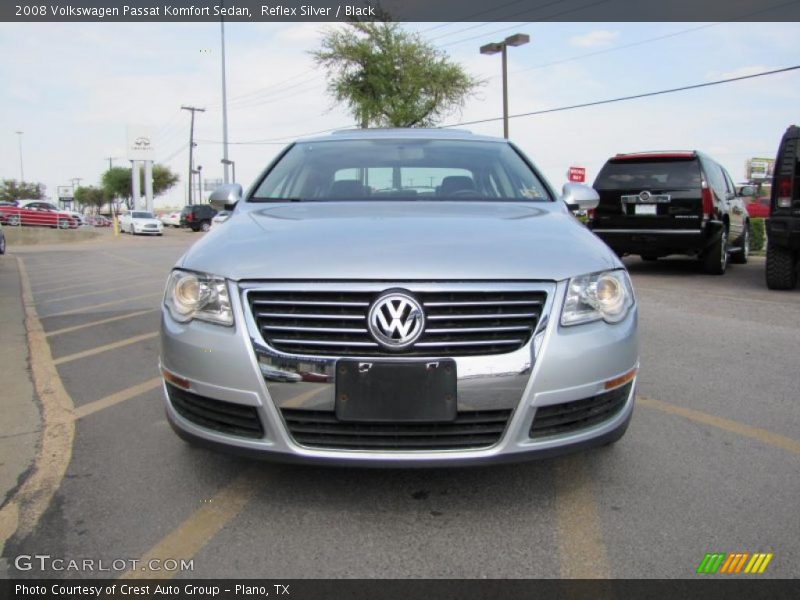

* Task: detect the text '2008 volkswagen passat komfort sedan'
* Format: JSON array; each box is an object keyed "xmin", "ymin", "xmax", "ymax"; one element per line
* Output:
[{"xmin": 160, "ymin": 129, "xmax": 638, "ymax": 466}]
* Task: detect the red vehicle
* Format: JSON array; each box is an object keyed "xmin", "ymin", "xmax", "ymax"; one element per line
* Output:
[
  {"xmin": 0, "ymin": 201, "xmax": 78, "ymax": 229},
  {"xmin": 746, "ymin": 198, "xmax": 770, "ymax": 218},
  {"xmin": 87, "ymin": 215, "xmax": 112, "ymax": 227}
]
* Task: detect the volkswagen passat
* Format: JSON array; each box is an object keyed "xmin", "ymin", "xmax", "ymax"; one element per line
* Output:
[{"xmin": 160, "ymin": 129, "xmax": 638, "ymax": 466}]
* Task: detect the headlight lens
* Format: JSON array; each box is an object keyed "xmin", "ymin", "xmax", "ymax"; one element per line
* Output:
[
  {"xmin": 561, "ymin": 269, "xmax": 634, "ymax": 326},
  {"xmin": 164, "ymin": 269, "xmax": 233, "ymax": 326}
]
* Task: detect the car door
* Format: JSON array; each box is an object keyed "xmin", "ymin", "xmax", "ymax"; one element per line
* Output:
[{"xmin": 720, "ymin": 165, "xmax": 744, "ymax": 241}]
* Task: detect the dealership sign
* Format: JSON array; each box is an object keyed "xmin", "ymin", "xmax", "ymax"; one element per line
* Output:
[
  {"xmin": 126, "ymin": 124, "xmax": 155, "ymax": 161},
  {"xmin": 746, "ymin": 157, "xmax": 775, "ymax": 181},
  {"xmin": 57, "ymin": 186, "xmax": 73, "ymax": 201},
  {"xmin": 568, "ymin": 166, "xmax": 586, "ymax": 183}
]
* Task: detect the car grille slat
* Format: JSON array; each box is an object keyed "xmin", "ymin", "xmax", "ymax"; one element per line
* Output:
[
  {"xmin": 282, "ymin": 409, "xmax": 512, "ymax": 450},
  {"xmin": 530, "ymin": 383, "xmax": 632, "ymax": 439},
  {"xmin": 167, "ymin": 384, "xmax": 264, "ymax": 439},
  {"xmin": 248, "ymin": 287, "xmax": 547, "ymax": 357}
]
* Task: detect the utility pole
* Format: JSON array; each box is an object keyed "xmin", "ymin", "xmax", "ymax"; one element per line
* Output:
[
  {"xmin": 220, "ymin": 6, "xmax": 231, "ymax": 184},
  {"xmin": 105, "ymin": 157, "xmax": 118, "ymax": 170},
  {"xmin": 181, "ymin": 105, "xmax": 205, "ymax": 205}
]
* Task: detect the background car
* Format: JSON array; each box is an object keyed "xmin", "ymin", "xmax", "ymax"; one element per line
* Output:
[
  {"xmin": 0, "ymin": 201, "xmax": 77, "ymax": 229},
  {"xmin": 87, "ymin": 215, "xmax": 112, "ymax": 227},
  {"xmin": 160, "ymin": 211, "xmax": 182, "ymax": 227},
  {"xmin": 119, "ymin": 211, "xmax": 164, "ymax": 235},
  {"xmin": 589, "ymin": 150, "xmax": 749, "ymax": 274},
  {"xmin": 745, "ymin": 197, "xmax": 771, "ymax": 218},
  {"xmin": 179, "ymin": 204, "xmax": 217, "ymax": 232}
]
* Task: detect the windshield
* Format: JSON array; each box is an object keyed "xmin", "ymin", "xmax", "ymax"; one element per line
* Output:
[
  {"xmin": 251, "ymin": 139, "xmax": 552, "ymax": 202},
  {"xmin": 132, "ymin": 212, "xmax": 154, "ymax": 218}
]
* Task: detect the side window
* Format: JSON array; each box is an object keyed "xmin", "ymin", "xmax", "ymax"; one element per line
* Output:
[
  {"xmin": 722, "ymin": 168, "xmax": 736, "ymax": 195},
  {"xmin": 701, "ymin": 158, "xmax": 725, "ymax": 198}
]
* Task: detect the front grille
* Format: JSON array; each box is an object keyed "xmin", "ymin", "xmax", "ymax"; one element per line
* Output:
[
  {"xmin": 167, "ymin": 383, "xmax": 264, "ymax": 439},
  {"xmin": 530, "ymin": 383, "xmax": 632, "ymax": 439},
  {"xmin": 282, "ymin": 409, "xmax": 512, "ymax": 450},
  {"xmin": 247, "ymin": 288, "xmax": 546, "ymax": 357}
]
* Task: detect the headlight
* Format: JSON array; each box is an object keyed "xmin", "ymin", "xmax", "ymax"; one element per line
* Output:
[
  {"xmin": 164, "ymin": 269, "xmax": 233, "ymax": 326},
  {"xmin": 561, "ymin": 269, "xmax": 634, "ymax": 326}
]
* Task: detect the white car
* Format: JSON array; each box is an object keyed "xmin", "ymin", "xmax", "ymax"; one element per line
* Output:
[
  {"xmin": 160, "ymin": 211, "xmax": 182, "ymax": 227},
  {"xmin": 119, "ymin": 211, "xmax": 164, "ymax": 236}
]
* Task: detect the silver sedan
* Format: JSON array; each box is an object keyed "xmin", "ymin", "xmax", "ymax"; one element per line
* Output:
[{"xmin": 160, "ymin": 129, "xmax": 638, "ymax": 466}]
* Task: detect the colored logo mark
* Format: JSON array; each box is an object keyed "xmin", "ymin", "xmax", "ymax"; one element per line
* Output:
[{"xmin": 696, "ymin": 552, "xmax": 773, "ymax": 574}]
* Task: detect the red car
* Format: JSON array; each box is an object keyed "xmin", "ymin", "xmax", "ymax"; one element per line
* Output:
[
  {"xmin": 0, "ymin": 201, "xmax": 78, "ymax": 229},
  {"xmin": 745, "ymin": 198, "xmax": 770, "ymax": 218}
]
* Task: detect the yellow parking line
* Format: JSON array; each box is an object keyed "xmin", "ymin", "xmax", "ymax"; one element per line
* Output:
[
  {"xmin": 53, "ymin": 332, "xmax": 159, "ymax": 366},
  {"xmin": 637, "ymin": 396, "xmax": 800, "ymax": 455},
  {"xmin": 0, "ymin": 258, "xmax": 75, "ymax": 554},
  {"xmin": 39, "ymin": 280, "xmax": 160, "ymax": 304},
  {"xmin": 554, "ymin": 454, "xmax": 611, "ymax": 578},
  {"xmin": 119, "ymin": 468, "xmax": 260, "ymax": 580},
  {"xmin": 75, "ymin": 378, "xmax": 162, "ymax": 419},
  {"xmin": 46, "ymin": 292, "xmax": 162, "ymax": 318},
  {"xmin": 46, "ymin": 309, "xmax": 158, "ymax": 338}
]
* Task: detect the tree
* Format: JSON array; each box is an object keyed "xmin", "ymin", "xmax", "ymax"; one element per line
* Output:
[
  {"xmin": 312, "ymin": 22, "xmax": 482, "ymax": 128},
  {"xmin": 74, "ymin": 186, "xmax": 108, "ymax": 214},
  {"xmin": 0, "ymin": 179, "xmax": 46, "ymax": 203},
  {"xmin": 101, "ymin": 165, "xmax": 180, "ymax": 209}
]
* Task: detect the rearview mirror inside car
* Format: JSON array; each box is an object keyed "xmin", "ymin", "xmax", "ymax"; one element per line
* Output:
[
  {"xmin": 209, "ymin": 183, "xmax": 242, "ymax": 210},
  {"xmin": 562, "ymin": 182, "xmax": 599, "ymax": 212}
]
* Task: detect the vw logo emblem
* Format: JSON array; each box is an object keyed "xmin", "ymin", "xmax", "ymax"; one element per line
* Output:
[
  {"xmin": 639, "ymin": 190, "xmax": 652, "ymax": 202},
  {"xmin": 367, "ymin": 291, "xmax": 425, "ymax": 349}
]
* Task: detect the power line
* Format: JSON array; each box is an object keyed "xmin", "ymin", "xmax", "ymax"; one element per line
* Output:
[{"xmin": 444, "ymin": 65, "xmax": 800, "ymax": 128}]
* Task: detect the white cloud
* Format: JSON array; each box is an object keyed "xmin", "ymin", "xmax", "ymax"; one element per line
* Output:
[{"xmin": 568, "ymin": 30, "xmax": 619, "ymax": 48}]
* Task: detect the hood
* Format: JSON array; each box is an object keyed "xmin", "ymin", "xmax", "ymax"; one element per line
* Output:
[
  {"xmin": 180, "ymin": 201, "xmax": 619, "ymax": 281},
  {"xmin": 132, "ymin": 217, "xmax": 161, "ymax": 224}
]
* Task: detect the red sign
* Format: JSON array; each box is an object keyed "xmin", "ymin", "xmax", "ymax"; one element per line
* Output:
[{"xmin": 568, "ymin": 167, "xmax": 586, "ymax": 183}]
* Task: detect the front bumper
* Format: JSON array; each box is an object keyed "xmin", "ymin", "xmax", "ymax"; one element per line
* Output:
[
  {"xmin": 160, "ymin": 280, "xmax": 639, "ymax": 466},
  {"xmin": 134, "ymin": 225, "xmax": 163, "ymax": 234}
]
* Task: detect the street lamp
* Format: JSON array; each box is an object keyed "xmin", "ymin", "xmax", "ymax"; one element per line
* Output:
[
  {"xmin": 480, "ymin": 33, "xmax": 530, "ymax": 139},
  {"xmin": 15, "ymin": 131, "xmax": 24, "ymax": 182},
  {"xmin": 221, "ymin": 158, "xmax": 236, "ymax": 184}
]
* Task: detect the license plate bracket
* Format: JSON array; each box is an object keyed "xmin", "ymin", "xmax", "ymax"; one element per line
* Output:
[{"xmin": 335, "ymin": 360, "xmax": 457, "ymax": 423}]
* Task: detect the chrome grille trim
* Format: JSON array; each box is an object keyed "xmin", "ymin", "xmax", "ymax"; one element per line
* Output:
[{"xmin": 241, "ymin": 282, "xmax": 550, "ymax": 358}]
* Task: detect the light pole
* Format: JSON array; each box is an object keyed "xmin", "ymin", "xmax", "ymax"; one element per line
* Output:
[
  {"xmin": 15, "ymin": 131, "xmax": 24, "ymax": 182},
  {"xmin": 479, "ymin": 33, "xmax": 530, "ymax": 139},
  {"xmin": 221, "ymin": 158, "xmax": 235, "ymax": 184}
]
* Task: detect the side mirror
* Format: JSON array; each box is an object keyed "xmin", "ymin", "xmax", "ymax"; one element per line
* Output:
[
  {"xmin": 738, "ymin": 185, "xmax": 755, "ymax": 197},
  {"xmin": 562, "ymin": 182, "xmax": 599, "ymax": 211},
  {"xmin": 209, "ymin": 184, "xmax": 242, "ymax": 210}
]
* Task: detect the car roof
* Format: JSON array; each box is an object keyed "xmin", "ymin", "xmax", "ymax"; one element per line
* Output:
[{"xmin": 297, "ymin": 128, "xmax": 506, "ymax": 144}]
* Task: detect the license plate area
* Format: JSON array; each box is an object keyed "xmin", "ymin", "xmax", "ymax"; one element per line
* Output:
[
  {"xmin": 335, "ymin": 360, "xmax": 457, "ymax": 423},
  {"xmin": 634, "ymin": 204, "xmax": 657, "ymax": 216}
]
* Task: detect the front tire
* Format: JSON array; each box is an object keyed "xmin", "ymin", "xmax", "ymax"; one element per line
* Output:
[
  {"xmin": 765, "ymin": 243, "xmax": 798, "ymax": 290},
  {"xmin": 730, "ymin": 224, "xmax": 750, "ymax": 264},
  {"xmin": 7, "ymin": 215, "xmax": 20, "ymax": 227},
  {"xmin": 200, "ymin": 221, "xmax": 211, "ymax": 232},
  {"xmin": 702, "ymin": 227, "xmax": 728, "ymax": 275},
  {"xmin": 58, "ymin": 219, "xmax": 70, "ymax": 230},
  {"xmin": 0, "ymin": 235, "xmax": 6, "ymax": 255}
]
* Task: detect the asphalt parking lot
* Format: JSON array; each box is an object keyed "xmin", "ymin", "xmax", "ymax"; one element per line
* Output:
[{"xmin": 0, "ymin": 228, "xmax": 798, "ymax": 579}]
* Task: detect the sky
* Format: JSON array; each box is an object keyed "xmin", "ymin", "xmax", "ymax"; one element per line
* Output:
[{"xmin": 1, "ymin": 20, "xmax": 799, "ymax": 209}]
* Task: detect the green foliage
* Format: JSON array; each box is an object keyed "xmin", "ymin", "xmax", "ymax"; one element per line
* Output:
[
  {"xmin": 0, "ymin": 179, "xmax": 46, "ymax": 202},
  {"xmin": 750, "ymin": 218, "xmax": 765, "ymax": 252},
  {"xmin": 101, "ymin": 165, "xmax": 180, "ymax": 205},
  {"xmin": 74, "ymin": 186, "xmax": 108, "ymax": 213},
  {"xmin": 312, "ymin": 22, "xmax": 482, "ymax": 128}
]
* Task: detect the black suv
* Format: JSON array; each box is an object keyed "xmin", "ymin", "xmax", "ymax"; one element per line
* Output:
[
  {"xmin": 589, "ymin": 151, "xmax": 749, "ymax": 274},
  {"xmin": 180, "ymin": 204, "xmax": 217, "ymax": 232},
  {"xmin": 765, "ymin": 126, "xmax": 800, "ymax": 289}
]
